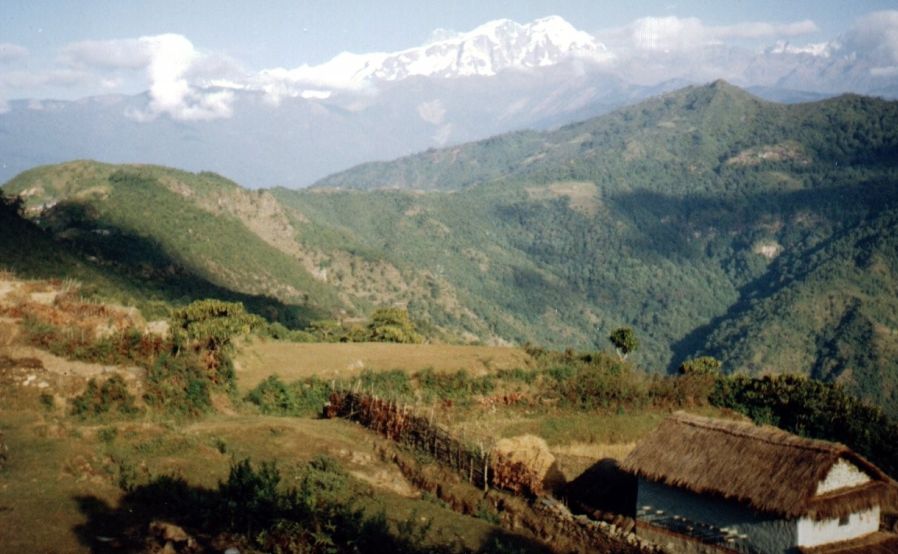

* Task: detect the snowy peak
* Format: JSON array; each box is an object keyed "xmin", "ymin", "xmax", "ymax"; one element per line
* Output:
[
  {"xmin": 372, "ymin": 15, "xmax": 608, "ymax": 80},
  {"xmin": 250, "ymin": 16, "xmax": 609, "ymax": 99}
]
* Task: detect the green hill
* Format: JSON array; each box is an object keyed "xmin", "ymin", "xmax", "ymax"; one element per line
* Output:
[
  {"xmin": 3, "ymin": 161, "xmax": 342, "ymax": 324},
  {"xmin": 4, "ymin": 81, "xmax": 898, "ymax": 415}
]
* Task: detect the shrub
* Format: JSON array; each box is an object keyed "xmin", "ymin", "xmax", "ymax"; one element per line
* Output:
[
  {"xmin": 416, "ymin": 369, "xmax": 494, "ymax": 402},
  {"xmin": 678, "ymin": 356, "xmax": 722, "ymax": 375},
  {"xmin": 541, "ymin": 351, "xmax": 648, "ymax": 410},
  {"xmin": 245, "ymin": 375, "xmax": 331, "ymax": 417},
  {"xmin": 170, "ymin": 299, "xmax": 264, "ymax": 352},
  {"xmin": 39, "ymin": 393, "xmax": 55, "ymax": 411},
  {"xmin": 366, "ymin": 308, "xmax": 423, "ymax": 344},
  {"xmin": 143, "ymin": 353, "xmax": 211, "ymax": 416},
  {"xmin": 358, "ymin": 369, "xmax": 413, "ymax": 399},
  {"xmin": 71, "ymin": 375, "xmax": 139, "ymax": 418}
]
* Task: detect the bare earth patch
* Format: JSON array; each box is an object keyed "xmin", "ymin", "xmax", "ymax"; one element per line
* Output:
[{"xmin": 526, "ymin": 181, "xmax": 600, "ymax": 216}]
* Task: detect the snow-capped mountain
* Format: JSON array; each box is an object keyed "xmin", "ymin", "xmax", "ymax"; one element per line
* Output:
[
  {"xmin": 249, "ymin": 16, "xmax": 611, "ymax": 99},
  {"xmin": 371, "ymin": 16, "xmax": 609, "ymax": 80}
]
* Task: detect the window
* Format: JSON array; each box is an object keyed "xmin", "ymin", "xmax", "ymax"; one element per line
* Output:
[{"xmin": 838, "ymin": 515, "xmax": 850, "ymax": 526}]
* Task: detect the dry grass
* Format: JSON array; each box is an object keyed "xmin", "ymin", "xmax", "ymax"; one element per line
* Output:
[
  {"xmin": 551, "ymin": 441, "xmax": 637, "ymax": 461},
  {"xmin": 234, "ymin": 339, "xmax": 532, "ymax": 391},
  {"xmin": 526, "ymin": 181, "xmax": 600, "ymax": 216},
  {"xmin": 0, "ymin": 405, "xmax": 526, "ymax": 553}
]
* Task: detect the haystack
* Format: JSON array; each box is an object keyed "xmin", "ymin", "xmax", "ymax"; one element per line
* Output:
[{"xmin": 490, "ymin": 434, "xmax": 565, "ymax": 496}]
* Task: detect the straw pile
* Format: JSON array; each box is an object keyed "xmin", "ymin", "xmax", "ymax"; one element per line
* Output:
[{"xmin": 490, "ymin": 434, "xmax": 564, "ymax": 496}]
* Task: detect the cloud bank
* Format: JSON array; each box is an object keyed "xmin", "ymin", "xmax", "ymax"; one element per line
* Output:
[
  {"xmin": 601, "ymin": 16, "xmax": 819, "ymax": 53},
  {"xmin": 839, "ymin": 10, "xmax": 898, "ymax": 76}
]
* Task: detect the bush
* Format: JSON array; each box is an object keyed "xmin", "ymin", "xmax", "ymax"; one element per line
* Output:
[
  {"xmin": 71, "ymin": 375, "xmax": 139, "ymax": 418},
  {"xmin": 170, "ymin": 299, "xmax": 264, "ymax": 352},
  {"xmin": 416, "ymin": 369, "xmax": 494, "ymax": 402},
  {"xmin": 143, "ymin": 353, "xmax": 211, "ymax": 416},
  {"xmin": 648, "ymin": 373, "xmax": 717, "ymax": 408},
  {"xmin": 678, "ymin": 356, "xmax": 722, "ymax": 375},
  {"xmin": 540, "ymin": 351, "xmax": 648, "ymax": 410},
  {"xmin": 358, "ymin": 369, "xmax": 413, "ymax": 399},
  {"xmin": 366, "ymin": 308, "xmax": 424, "ymax": 344},
  {"xmin": 245, "ymin": 375, "xmax": 331, "ymax": 417},
  {"xmin": 39, "ymin": 393, "xmax": 55, "ymax": 411}
]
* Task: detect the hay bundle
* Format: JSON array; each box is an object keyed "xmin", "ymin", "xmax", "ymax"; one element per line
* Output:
[{"xmin": 490, "ymin": 435, "xmax": 563, "ymax": 496}]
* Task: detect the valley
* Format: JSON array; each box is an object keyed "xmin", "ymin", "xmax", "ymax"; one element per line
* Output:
[
  {"xmin": 5, "ymin": 81, "xmax": 897, "ymax": 416},
  {"xmin": 2, "ymin": 80, "xmax": 898, "ymax": 552}
]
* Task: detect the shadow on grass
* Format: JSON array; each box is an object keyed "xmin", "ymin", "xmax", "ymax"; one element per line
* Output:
[
  {"xmin": 72, "ymin": 470, "xmax": 552, "ymax": 553},
  {"xmin": 1, "ymin": 194, "xmax": 325, "ymax": 328}
]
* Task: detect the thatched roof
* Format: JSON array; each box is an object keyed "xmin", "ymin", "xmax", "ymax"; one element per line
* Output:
[{"xmin": 621, "ymin": 412, "xmax": 894, "ymax": 520}]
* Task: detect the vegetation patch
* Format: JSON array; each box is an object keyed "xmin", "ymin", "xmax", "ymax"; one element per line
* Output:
[
  {"xmin": 73, "ymin": 456, "xmax": 536, "ymax": 553},
  {"xmin": 71, "ymin": 374, "xmax": 139, "ymax": 418}
]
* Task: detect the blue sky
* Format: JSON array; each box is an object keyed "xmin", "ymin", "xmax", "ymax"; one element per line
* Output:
[{"xmin": 2, "ymin": 0, "xmax": 898, "ymax": 103}]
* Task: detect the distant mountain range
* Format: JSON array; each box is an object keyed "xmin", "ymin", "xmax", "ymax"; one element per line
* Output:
[
  {"xmin": 2, "ymin": 16, "xmax": 897, "ymax": 188},
  {"xmin": 4, "ymin": 81, "xmax": 897, "ymax": 417}
]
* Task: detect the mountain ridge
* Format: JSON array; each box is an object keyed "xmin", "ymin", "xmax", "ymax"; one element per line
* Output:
[{"xmin": 4, "ymin": 82, "xmax": 898, "ymax": 416}]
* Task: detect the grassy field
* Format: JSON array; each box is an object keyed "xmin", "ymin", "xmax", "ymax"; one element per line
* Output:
[
  {"xmin": 0, "ymin": 276, "xmax": 730, "ymax": 551},
  {"xmin": 234, "ymin": 339, "xmax": 532, "ymax": 391},
  {"xmin": 0, "ymin": 405, "xmax": 539, "ymax": 553}
]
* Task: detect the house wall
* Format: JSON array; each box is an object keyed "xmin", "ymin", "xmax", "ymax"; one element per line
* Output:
[
  {"xmin": 636, "ymin": 478, "xmax": 797, "ymax": 554},
  {"xmin": 796, "ymin": 507, "xmax": 880, "ymax": 548},
  {"xmin": 816, "ymin": 459, "xmax": 870, "ymax": 495}
]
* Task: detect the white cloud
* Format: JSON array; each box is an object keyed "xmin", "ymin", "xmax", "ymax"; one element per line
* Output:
[
  {"xmin": 59, "ymin": 38, "xmax": 148, "ymax": 69},
  {"xmin": 0, "ymin": 43, "xmax": 28, "ymax": 63},
  {"xmin": 417, "ymin": 99, "xmax": 446, "ymax": 125},
  {"xmin": 0, "ymin": 68, "xmax": 93, "ymax": 89},
  {"xmin": 840, "ymin": 10, "xmax": 898, "ymax": 64},
  {"xmin": 601, "ymin": 16, "xmax": 819, "ymax": 53},
  {"xmin": 252, "ymin": 51, "xmax": 384, "ymax": 105},
  {"xmin": 123, "ymin": 34, "xmax": 235, "ymax": 121},
  {"xmin": 768, "ymin": 40, "xmax": 831, "ymax": 57},
  {"xmin": 871, "ymin": 66, "xmax": 898, "ymax": 77},
  {"xmin": 56, "ymin": 34, "xmax": 235, "ymax": 121},
  {"xmin": 713, "ymin": 20, "xmax": 818, "ymax": 40}
]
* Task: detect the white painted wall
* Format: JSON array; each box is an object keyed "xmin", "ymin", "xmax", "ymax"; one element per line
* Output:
[
  {"xmin": 797, "ymin": 506, "xmax": 880, "ymax": 548},
  {"xmin": 816, "ymin": 459, "xmax": 870, "ymax": 495}
]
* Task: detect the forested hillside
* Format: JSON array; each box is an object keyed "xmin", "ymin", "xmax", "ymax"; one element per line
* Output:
[
  {"xmin": 297, "ymin": 81, "xmax": 898, "ymax": 413},
  {"xmin": 2, "ymin": 162, "xmax": 338, "ymax": 324},
  {"xmin": 4, "ymin": 81, "xmax": 898, "ymax": 415}
]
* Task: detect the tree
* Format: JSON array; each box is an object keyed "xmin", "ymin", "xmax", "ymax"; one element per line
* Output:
[
  {"xmin": 309, "ymin": 319, "xmax": 342, "ymax": 342},
  {"xmin": 678, "ymin": 356, "xmax": 722, "ymax": 375},
  {"xmin": 609, "ymin": 327, "xmax": 638, "ymax": 360},
  {"xmin": 0, "ymin": 193, "xmax": 25, "ymax": 216},
  {"xmin": 367, "ymin": 307, "xmax": 423, "ymax": 344},
  {"xmin": 170, "ymin": 299, "xmax": 264, "ymax": 352}
]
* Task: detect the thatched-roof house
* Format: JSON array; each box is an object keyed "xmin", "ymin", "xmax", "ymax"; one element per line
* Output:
[{"xmin": 621, "ymin": 413, "xmax": 897, "ymax": 553}]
